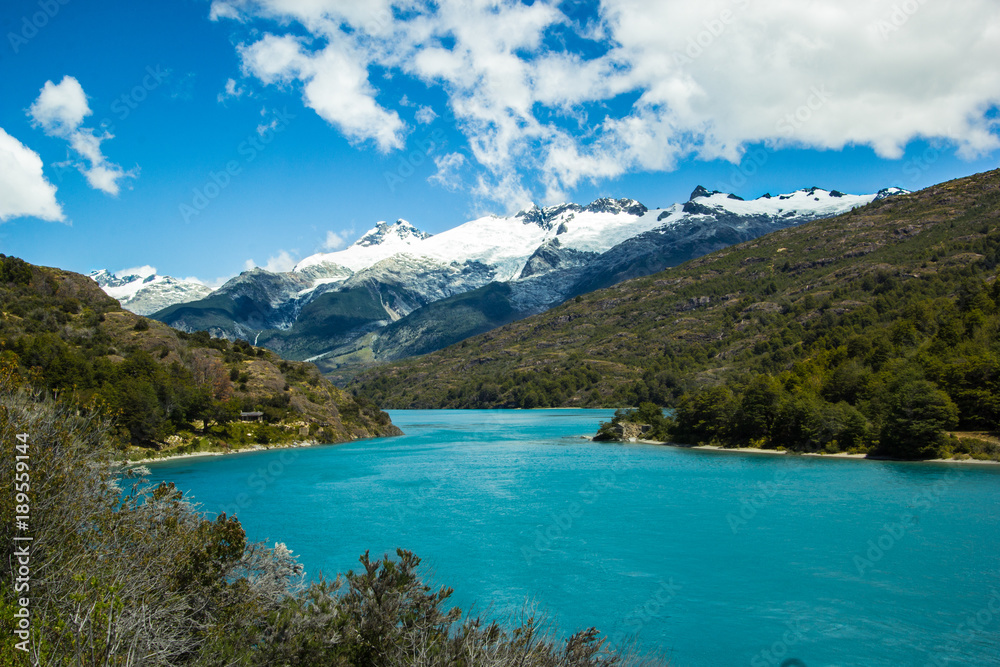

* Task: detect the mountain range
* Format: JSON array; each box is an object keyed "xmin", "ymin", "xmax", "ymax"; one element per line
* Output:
[
  {"xmin": 89, "ymin": 268, "xmax": 213, "ymax": 316},
  {"xmin": 349, "ymin": 169, "xmax": 1000, "ymax": 424},
  {"xmin": 93, "ymin": 185, "xmax": 904, "ymax": 380}
]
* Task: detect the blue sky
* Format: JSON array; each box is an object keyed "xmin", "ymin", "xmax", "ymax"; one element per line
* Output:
[{"xmin": 1, "ymin": 0, "xmax": 998, "ymax": 285}]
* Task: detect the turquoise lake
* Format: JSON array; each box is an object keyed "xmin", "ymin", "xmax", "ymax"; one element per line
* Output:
[{"xmin": 145, "ymin": 409, "xmax": 1000, "ymax": 666}]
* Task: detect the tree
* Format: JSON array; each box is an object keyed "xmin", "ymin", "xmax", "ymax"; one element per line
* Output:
[
  {"xmin": 879, "ymin": 380, "xmax": 959, "ymax": 459},
  {"xmin": 733, "ymin": 374, "xmax": 783, "ymax": 442},
  {"xmin": 672, "ymin": 385, "xmax": 737, "ymax": 445}
]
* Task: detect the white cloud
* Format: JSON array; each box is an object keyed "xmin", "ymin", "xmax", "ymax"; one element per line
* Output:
[
  {"xmin": 415, "ymin": 106, "xmax": 437, "ymax": 124},
  {"xmin": 218, "ymin": 77, "xmax": 248, "ymax": 103},
  {"xmin": 214, "ymin": 0, "xmax": 1000, "ymax": 209},
  {"xmin": 116, "ymin": 265, "xmax": 157, "ymax": 278},
  {"xmin": 321, "ymin": 230, "xmax": 347, "ymax": 250},
  {"xmin": 0, "ymin": 127, "xmax": 65, "ymax": 222},
  {"xmin": 28, "ymin": 76, "xmax": 134, "ymax": 196},
  {"xmin": 244, "ymin": 250, "xmax": 298, "ymax": 273},
  {"xmin": 27, "ymin": 77, "xmax": 90, "ymax": 137},
  {"xmin": 429, "ymin": 152, "xmax": 466, "ymax": 190},
  {"xmin": 239, "ymin": 34, "xmax": 405, "ymax": 151}
]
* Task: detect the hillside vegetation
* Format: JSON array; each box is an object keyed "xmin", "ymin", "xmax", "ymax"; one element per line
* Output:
[
  {"xmin": 0, "ymin": 257, "xmax": 399, "ymax": 458},
  {"xmin": 353, "ymin": 170, "xmax": 1000, "ymax": 459}
]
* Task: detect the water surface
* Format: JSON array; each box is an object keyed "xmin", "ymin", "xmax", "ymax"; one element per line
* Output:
[{"xmin": 146, "ymin": 409, "xmax": 1000, "ymax": 666}]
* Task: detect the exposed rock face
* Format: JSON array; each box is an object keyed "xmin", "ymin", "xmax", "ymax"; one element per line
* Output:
[{"xmin": 596, "ymin": 422, "xmax": 653, "ymax": 441}]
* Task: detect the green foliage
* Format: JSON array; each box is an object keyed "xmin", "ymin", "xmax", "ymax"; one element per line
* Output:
[
  {"xmin": 0, "ymin": 256, "xmax": 399, "ymax": 451},
  {"xmin": 594, "ymin": 402, "xmax": 671, "ymax": 441},
  {"xmin": 879, "ymin": 380, "xmax": 959, "ymax": 459},
  {"xmin": 0, "ymin": 254, "xmax": 33, "ymax": 285},
  {"xmin": 672, "ymin": 386, "xmax": 738, "ymax": 445}
]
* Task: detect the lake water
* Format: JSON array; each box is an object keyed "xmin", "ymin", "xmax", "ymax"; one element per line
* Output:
[{"xmin": 145, "ymin": 409, "xmax": 1000, "ymax": 666}]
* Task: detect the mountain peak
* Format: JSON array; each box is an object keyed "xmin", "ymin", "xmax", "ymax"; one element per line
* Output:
[
  {"xmin": 89, "ymin": 269, "xmax": 212, "ymax": 316},
  {"xmin": 874, "ymin": 187, "xmax": 910, "ymax": 200},
  {"xmin": 689, "ymin": 185, "xmax": 718, "ymax": 200},
  {"xmin": 515, "ymin": 203, "xmax": 583, "ymax": 228},
  {"xmin": 584, "ymin": 198, "xmax": 648, "ymax": 216},
  {"xmin": 353, "ymin": 219, "xmax": 431, "ymax": 248},
  {"xmin": 515, "ymin": 198, "xmax": 648, "ymax": 228}
]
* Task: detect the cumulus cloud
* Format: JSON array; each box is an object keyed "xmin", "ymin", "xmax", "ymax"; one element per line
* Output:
[
  {"xmin": 321, "ymin": 230, "xmax": 347, "ymax": 250},
  {"xmin": 117, "ymin": 265, "xmax": 157, "ymax": 278},
  {"xmin": 211, "ymin": 0, "xmax": 1000, "ymax": 208},
  {"xmin": 27, "ymin": 76, "xmax": 90, "ymax": 137},
  {"xmin": 244, "ymin": 250, "xmax": 297, "ymax": 273},
  {"xmin": 0, "ymin": 127, "xmax": 65, "ymax": 222},
  {"xmin": 239, "ymin": 34, "xmax": 405, "ymax": 151},
  {"xmin": 28, "ymin": 76, "xmax": 134, "ymax": 196}
]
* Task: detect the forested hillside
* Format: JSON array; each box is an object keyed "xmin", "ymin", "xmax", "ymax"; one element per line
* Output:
[
  {"xmin": 353, "ymin": 170, "xmax": 1000, "ymax": 459},
  {"xmin": 0, "ymin": 257, "xmax": 399, "ymax": 456}
]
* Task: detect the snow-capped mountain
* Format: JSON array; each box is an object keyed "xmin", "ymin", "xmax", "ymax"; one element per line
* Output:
[
  {"xmin": 150, "ymin": 184, "xmax": 907, "ymax": 374},
  {"xmin": 90, "ymin": 268, "xmax": 213, "ymax": 316}
]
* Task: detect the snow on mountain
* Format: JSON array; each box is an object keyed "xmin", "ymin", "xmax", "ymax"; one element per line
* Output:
[
  {"xmin": 150, "ymin": 183, "xmax": 909, "ymax": 369},
  {"xmin": 293, "ymin": 198, "xmax": 666, "ymax": 288},
  {"xmin": 292, "ymin": 187, "xmax": 892, "ymax": 295},
  {"xmin": 678, "ymin": 186, "xmax": 879, "ymax": 220},
  {"xmin": 89, "ymin": 269, "xmax": 213, "ymax": 316},
  {"xmin": 295, "ymin": 219, "xmax": 431, "ymax": 273},
  {"xmin": 874, "ymin": 187, "xmax": 909, "ymax": 201}
]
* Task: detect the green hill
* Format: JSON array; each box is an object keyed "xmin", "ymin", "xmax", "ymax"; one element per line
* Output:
[
  {"xmin": 351, "ymin": 169, "xmax": 1000, "ymax": 459},
  {"xmin": 0, "ymin": 257, "xmax": 400, "ymax": 458}
]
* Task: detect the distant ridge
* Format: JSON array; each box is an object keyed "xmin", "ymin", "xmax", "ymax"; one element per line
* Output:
[
  {"xmin": 148, "ymin": 184, "xmax": 898, "ymax": 378},
  {"xmin": 90, "ymin": 268, "xmax": 212, "ymax": 315},
  {"xmin": 350, "ymin": 169, "xmax": 1000, "ymax": 428}
]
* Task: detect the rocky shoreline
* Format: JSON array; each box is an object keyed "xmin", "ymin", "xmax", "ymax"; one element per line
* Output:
[{"xmin": 124, "ymin": 439, "xmax": 329, "ymax": 465}]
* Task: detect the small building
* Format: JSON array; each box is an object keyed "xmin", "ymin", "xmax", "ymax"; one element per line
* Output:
[{"xmin": 239, "ymin": 411, "xmax": 264, "ymax": 422}]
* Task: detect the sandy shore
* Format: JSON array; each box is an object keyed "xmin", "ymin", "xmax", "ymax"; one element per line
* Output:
[
  {"xmin": 123, "ymin": 440, "xmax": 321, "ymax": 466},
  {"xmin": 125, "ymin": 434, "xmax": 1000, "ymax": 467},
  {"xmin": 623, "ymin": 439, "xmax": 1000, "ymax": 465}
]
